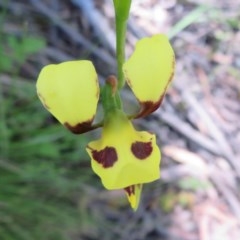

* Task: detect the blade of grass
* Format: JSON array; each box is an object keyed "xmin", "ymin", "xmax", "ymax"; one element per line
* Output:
[{"xmin": 168, "ymin": 5, "xmax": 211, "ymax": 39}]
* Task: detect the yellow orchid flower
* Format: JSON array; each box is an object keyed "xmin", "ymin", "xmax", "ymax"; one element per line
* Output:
[
  {"xmin": 36, "ymin": 60, "xmax": 99, "ymax": 133},
  {"xmin": 36, "ymin": 34, "xmax": 174, "ymax": 210},
  {"xmin": 123, "ymin": 34, "xmax": 175, "ymax": 118}
]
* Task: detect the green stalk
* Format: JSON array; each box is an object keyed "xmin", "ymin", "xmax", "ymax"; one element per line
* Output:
[
  {"xmin": 101, "ymin": 76, "xmax": 122, "ymax": 114},
  {"xmin": 113, "ymin": 0, "xmax": 131, "ymax": 89}
]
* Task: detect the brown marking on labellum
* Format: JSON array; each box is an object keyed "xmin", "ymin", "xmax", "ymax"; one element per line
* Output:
[
  {"xmin": 90, "ymin": 146, "xmax": 118, "ymax": 168},
  {"xmin": 37, "ymin": 92, "xmax": 50, "ymax": 110},
  {"xmin": 124, "ymin": 185, "xmax": 135, "ymax": 196},
  {"xmin": 124, "ymin": 184, "xmax": 141, "ymax": 196},
  {"xmin": 131, "ymin": 141, "xmax": 152, "ymax": 159},
  {"xmin": 64, "ymin": 120, "xmax": 93, "ymax": 134}
]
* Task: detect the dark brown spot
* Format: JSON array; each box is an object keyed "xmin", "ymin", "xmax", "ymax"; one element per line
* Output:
[
  {"xmin": 124, "ymin": 185, "xmax": 135, "ymax": 196},
  {"xmin": 135, "ymin": 96, "xmax": 164, "ymax": 118},
  {"xmin": 90, "ymin": 146, "xmax": 118, "ymax": 168},
  {"xmin": 64, "ymin": 120, "xmax": 93, "ymax": 134},
  {"xmin": 131, "ymin": 141, "xmax": 152, "ymax": 159}
]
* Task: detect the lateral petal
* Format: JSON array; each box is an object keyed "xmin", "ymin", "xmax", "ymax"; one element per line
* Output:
[
  {"xmin": 36, "ymin": 60, "xmax": 99, "ymax": 133},
  {"xmin": 123, "ymin": 34, "xmax": 175, "ymax": 117}
]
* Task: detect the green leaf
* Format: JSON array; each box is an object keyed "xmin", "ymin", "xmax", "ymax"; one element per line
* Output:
[{"xmin": 20, "ymin": 36, "xmax": 46, "ymax": 55}]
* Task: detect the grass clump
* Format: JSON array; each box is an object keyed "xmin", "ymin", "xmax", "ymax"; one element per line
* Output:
[{"xmin": 0, "ymin": 19, "xmax": 95, "ymax": 240}]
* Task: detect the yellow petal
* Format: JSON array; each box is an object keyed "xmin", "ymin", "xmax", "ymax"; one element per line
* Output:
[
  {"xmin": 124, "ymin": 184, "xmax": 143, "ymax": 211},
  {"xmin": 36, "ymin": 60, "xmax": 99, "ymax": 133},
  {"xmin": 86, "ymin": 110, "xmax": 160, "ymax": 190},
  {"xmin": 123, "ymin": 34, "xmax": 175, "ymax": 117}
]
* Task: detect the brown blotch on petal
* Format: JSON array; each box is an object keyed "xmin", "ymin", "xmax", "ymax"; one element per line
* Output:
[
  {"xmin": 64, "ymin": 120, "xmax": 93, "ymax": 134},
  {"xmin": 136, "ymin": 96, "xmax": 164, "ymax": 119},
  {"xmin": 131, "ymin": 141, "xmax": 152, "ymax": 160},
  {"xmin": 135, "ymin": 59, "xmax": 175, "ymax": 119},
  {"xmin": 124, "ymin": 185, "xmax": 135, "ymax": 196},
  {"xmin": 90, "ymin": 146, "xmax": 118, "ymax": 168}
]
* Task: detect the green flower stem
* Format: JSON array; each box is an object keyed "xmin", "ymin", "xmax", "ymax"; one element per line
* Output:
[
  {"xmin": 115, "ymin": 18, "xmax": 126, "ymax": 89},
  {"xmin": 101, "ymin": 76, "xmax": 122, "ymax": 114},
  {"xmin": 113, "ymin": 0, "xmax": 131, "ymax": 89}
]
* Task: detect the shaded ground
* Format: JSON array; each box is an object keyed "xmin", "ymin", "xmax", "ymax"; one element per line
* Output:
[{"xmin": 0, "ymin": 0, "xmax": 240, "ymax": 239}]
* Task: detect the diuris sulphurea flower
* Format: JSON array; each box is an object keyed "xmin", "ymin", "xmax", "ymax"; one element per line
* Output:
[{"xmin": 36, "ymin": 34, "xmax": 175, "ymax": 210}]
